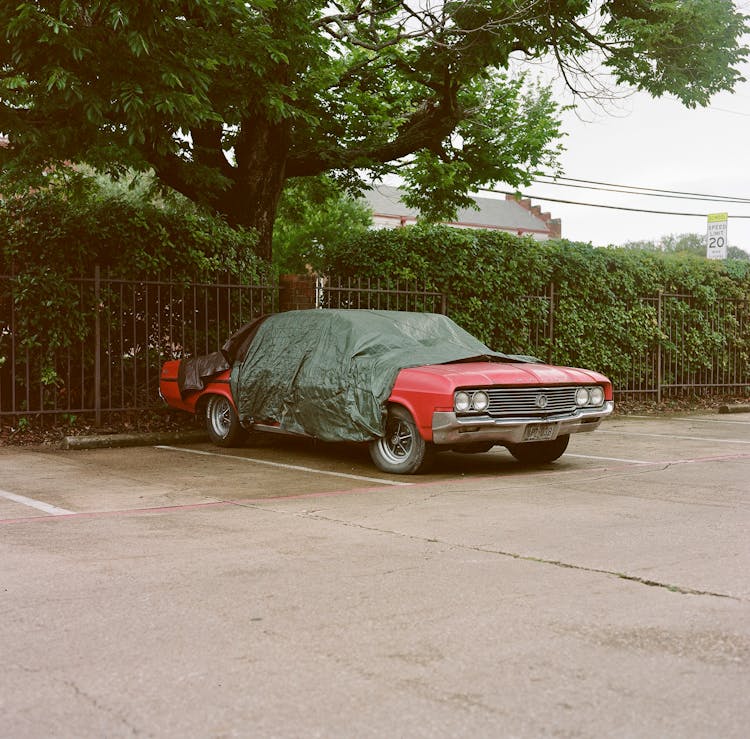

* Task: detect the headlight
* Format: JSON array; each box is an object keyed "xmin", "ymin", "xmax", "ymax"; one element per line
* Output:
[
  {"xmin": 589, "ymin": 386, "xmax": 605, "ymax": 406},
  {"xmin": 472, "ymin": 391, "xmax": 490, "ymax": 412},
  {"xmin": 575, "ymin": 387, "xmax": 590, "ymax": 407},
  {"xmin": 455, "ymin": 390, "xmax": 490, "ymax": 414},
  {"xmin": 455, "ymin": 391, "xmax": 471, "ymax": 412}
]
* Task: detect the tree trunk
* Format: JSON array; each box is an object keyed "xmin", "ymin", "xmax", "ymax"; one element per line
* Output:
[
  {"xmin": 147, "ymin": 123, "xmax": 288, "ymax": 264},
  {"xmin": 220, "ymin": 121, "xmax": 291, "ymax": 263},
  {"xmin": 222, "ymin": 177, "xmax": 283, "ymax": 264}
]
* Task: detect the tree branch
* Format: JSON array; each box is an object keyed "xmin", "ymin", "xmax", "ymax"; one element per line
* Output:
[{"xmin": 287, "ymin": 84, "xmax": 460, "ymax": 177}]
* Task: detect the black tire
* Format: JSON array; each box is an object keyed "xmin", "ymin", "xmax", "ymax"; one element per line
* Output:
[
  {"xmin": 453, "ymin": 442, "xmax": 495, "ymax": 455},
  {"xmin": 369, "ymin": 405, "xmax": 433, "ymax": 474},
  {"xmin": 506, "ymin": 434, "xmax": 570, "ymax": 464},
  {"xmin": 205, "ymin": 395, "xmax": 247, "ymax": 447}
]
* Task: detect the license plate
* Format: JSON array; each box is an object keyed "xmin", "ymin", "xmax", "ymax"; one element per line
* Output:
[{"xmin": 522, "ymin": 423, "xmax": 559, "ymax": 442}]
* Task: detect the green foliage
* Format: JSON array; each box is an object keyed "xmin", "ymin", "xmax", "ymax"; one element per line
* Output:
[
  {"xmin": 400, "ymin": 75, "xmax": 564, "ymax": 221},
  {"xmin": 0, "ymin": 170, "xmax": 260, "ymax": 280},
  {"xmin": 0, "ymin": 1, "xmax": 745, "ymax": 258},
  {"xmin": 272, "ymin": 176, "xmax": 372, "ymax": 274},
  {"xmin": 604, "ymin": 0, "xmax": 747, "ymax": 107},
  {"xmin": 15, "ymin": 416, "xmax": 30, "ymax": 432},
  {"xmin": 0, "ymin": 171, "xmax": 262, "ymax": 375},
  {"xmin": 322, "ymin": 226, "xmax": 750, "ymax": 390},
  {"xmin": 622, "ymin": 232, "xmax": 750, "ymax": 261}
]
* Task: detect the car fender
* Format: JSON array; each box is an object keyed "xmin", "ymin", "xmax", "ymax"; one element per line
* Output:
[
  {"xmin": 195, "ymin": 382, "xmax": 237, "ymax": 416},
  {"xmin": 159, "ymin": 360, "xmax": 236, "ymax": 416},
  {"xmin": 384, "ymin": 393, "xmax": 436, "ymax": 442}
]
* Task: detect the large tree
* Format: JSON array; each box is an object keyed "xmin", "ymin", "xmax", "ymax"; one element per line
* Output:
[{"xmin": 0, "ymin": 1, "xmax": 746, "ymax": 260}]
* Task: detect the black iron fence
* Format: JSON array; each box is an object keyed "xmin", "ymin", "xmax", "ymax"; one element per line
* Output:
[
  {"xmin": 0, "ymin": 270, "xmax": 448, "ymax": 424},
  {"xmin": 1, "ymin": 270, "xmax": 748, "ymax": 424},
  {"xmin": 317, "ymin": 275, "xmax": 448, "ymax": 314},
  {"xmin": 510, "ymin": 288, "xmax": 750, "ymax": 402},
  {"xmin": 1, "ymin": 268, "xmax": 278, "ymax": 425},
  {"xmin": 656, "ymin": 292, "xmax": 749, "ymax": 401}
]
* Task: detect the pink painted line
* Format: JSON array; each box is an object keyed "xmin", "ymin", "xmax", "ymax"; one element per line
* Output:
[
  {"xmin": 3, "ymin": 450, "xmax": 746, "ymax": 525},
  {"xmin": 232, "ymin": 464, "xmax": 624, "ymax": 504},
  {"xmin": 218, "ymin": 448, "xmax": 750, "ymax": 505},
  {"xmin": 232, "ymin": 485, "xmax": 404, "ymax": 504}
]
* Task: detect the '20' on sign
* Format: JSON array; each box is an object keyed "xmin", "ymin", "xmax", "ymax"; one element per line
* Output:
[{"xmin": 706, "ymin": 213, "xmax": 728, "ymax": 260}]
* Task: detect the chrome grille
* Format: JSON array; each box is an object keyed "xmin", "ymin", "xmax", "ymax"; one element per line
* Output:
[{"xmin": 486, "ymin": 386, "xmax": 578, "ymax": 418}]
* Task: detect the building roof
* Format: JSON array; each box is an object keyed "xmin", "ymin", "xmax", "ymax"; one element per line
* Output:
[{"xmin": 363, "ymin": 184, "xmax": 560, "ymax": 238}]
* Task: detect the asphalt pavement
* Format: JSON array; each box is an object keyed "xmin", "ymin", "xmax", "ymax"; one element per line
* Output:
[{"xmin": 1, "ymin": 411, "xmax": 748, "ymax": 738}]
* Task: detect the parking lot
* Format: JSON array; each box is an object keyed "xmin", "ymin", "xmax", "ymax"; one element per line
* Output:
[{"xmin": 2, "ymin": 411, "xmax": 749, "ymax": 738}]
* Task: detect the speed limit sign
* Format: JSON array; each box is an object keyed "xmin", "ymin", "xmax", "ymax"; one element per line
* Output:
[{"xmin": 706, "ymin": 213, "xmax": 728, "ymax": 260}]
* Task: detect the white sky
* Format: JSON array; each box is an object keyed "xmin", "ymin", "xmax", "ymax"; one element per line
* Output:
[{"xmin": 512, "ymin": 49, "xmax": 750, "ymax": 254}]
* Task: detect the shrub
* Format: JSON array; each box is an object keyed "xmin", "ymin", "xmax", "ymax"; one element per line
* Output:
[
  {"xmin": 0, "ymin": 173, "xmax": 264, "ymax": 414},
  {"xmin": 321, "ymin": 225, "xmax": 750, "ymax": 389}
]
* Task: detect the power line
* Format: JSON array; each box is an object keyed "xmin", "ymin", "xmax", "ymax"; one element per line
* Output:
[
  {"xmin": 478, "ymin": 173, "xmax": 750, "ymax": 217},
  {"xmin": 529, "ymin": 178, "xmax": 750, "ymax": 204},
  {"xmin": 708, "ymin": 105, "xmax": 750, "ymax": 118},
  {"xmin": 490, "ymin": 190, "xmax": 750, "ymax": 219},
  {"xmin": 531, "ymin": 176, "xmax": 750, "ymax": 203}
]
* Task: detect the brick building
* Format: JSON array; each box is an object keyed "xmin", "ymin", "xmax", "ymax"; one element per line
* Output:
[{"xmin": 364, "ymin": 184, "xmax": 561, "ymax": 240}]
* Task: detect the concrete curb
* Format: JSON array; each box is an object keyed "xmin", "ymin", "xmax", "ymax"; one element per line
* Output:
[
  {"xmin": 718, "ymin": 404, "xmax": 750, "ymax": 415},
  {"xmin": 53, "ymin": 405, "xmax": 750, "ymax": 448},
  {"xmin": 61, "ymin": 430, "xmax": 208, "ymax": 450}
]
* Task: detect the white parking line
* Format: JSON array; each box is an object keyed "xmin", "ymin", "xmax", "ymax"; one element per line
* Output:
[
  {"xmin": 568, "ymin": 451, "xmax": 750, "ymax": 467},
  {"xmin": 626, "ymin": 415, "xmax": 750, "ymax": 425},
  {"xmin": 155, "ymin": 446, "xmax": 414, "ymax": 487},
  {"xmin": 566, "ymin": 454, "xmax": 652, "ymax": 465},
  {"xmin": 0, "ymin": 489, "xmax": 73, "ymax": 516},
  {"xmin": 669, "ymin": 417, "xmax": 750, "ymax": 426}
]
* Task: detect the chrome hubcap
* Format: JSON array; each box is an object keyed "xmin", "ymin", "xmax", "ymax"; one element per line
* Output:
[
  {"xmin": 378, "ymin": 419, "xmax": 413, "ymax": 463},
  {"xmin": 209, "ymin": 398, "xmax": 232, "ymax": 436}
]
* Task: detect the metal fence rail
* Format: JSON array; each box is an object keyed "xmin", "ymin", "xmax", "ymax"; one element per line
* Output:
[
  {"xmin": 2, "ymin": 272, "xmax": 748, "ymax": 424},
  {"xmin": 317, "ymin": 276, "xmax": 448, "ymax": 314},
  {"xmin": 1, "ymin": 268, "xmax": 278, "ymax": 424},
  {"xmin": 657, "ymin": 292, "xmax": 749, "ymax": 402}
]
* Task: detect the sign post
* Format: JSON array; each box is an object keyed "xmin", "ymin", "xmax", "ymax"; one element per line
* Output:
[{"xmin": 706, "ymin": 213, "xmax": 728, "ymax": 260}]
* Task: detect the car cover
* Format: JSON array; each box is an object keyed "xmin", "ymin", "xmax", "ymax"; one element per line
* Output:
[
  {"xmin": 177, "ymin": 351, "xmax": 230, "ymax": 396},
  {"xmin": 177, "ymin": 315, "xmax": 271, "ymax": 397},
  {"xmin": 230, "ymin": 309, "xmax": 518, "ymax": 442}
]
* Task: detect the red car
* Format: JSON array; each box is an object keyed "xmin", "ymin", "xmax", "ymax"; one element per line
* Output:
[{"xmin": 159, "ymin": 310, "xmax": 613, "ymax": 474}]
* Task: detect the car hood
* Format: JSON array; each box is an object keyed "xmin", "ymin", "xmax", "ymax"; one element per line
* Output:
[{"xmin": 398, "ymin": 361, "xmax": 610, "ymax": 388}]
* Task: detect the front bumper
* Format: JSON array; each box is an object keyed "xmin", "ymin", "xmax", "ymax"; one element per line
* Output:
[{"xmin": 431, "ymin": 401, "xmax": 614, "ymax": 446}]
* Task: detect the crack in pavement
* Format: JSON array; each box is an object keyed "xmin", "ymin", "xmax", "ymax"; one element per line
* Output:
[
  {"xmin": 478, "ymin": 548, "xmax": 740, "ymax": 600},
  {"xmin": 282, "ymin": 511, "xmax": 741, "ymax": 602},
  {"xmin": 225, "ymin": 494, "xmax": 742, "ymax": 601},
  {"xmin": 63, "ymin": 680, "xmax": 146, "ymax": 737}
]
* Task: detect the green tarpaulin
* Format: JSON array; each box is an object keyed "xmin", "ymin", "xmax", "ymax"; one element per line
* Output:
[{"xmin": 230, "ymin": 310, "xmax": 515, "ymax": 442}]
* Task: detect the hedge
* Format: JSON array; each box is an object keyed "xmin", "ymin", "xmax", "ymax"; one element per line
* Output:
[
  {"xmin": 1, "ymin": 182, "xmax": 263, "ymax": 358},
  {"xmin": 321, "ymin": 226, "xmax": 750, "ymax": 389}
]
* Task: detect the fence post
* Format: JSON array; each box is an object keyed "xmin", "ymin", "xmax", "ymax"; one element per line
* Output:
[
  {"xmin": 657, "ymin": 291, "xmax": 663, "ymax": 405},
  {"xmin": 94, "ymin": 265, "xmax": 102, "ymax": 426}
]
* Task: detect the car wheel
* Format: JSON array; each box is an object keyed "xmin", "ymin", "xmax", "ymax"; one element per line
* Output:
[
  {"xmin": 369, "ymin": 405, "xmax": 433, "ymax": 474},
  {"xmin": 206, "ymin": 395, "xmax": 247, "ymax": 447},
  {"xmin": 506, "ymin": 434, "xmax": 570, "ymax": 464}
]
